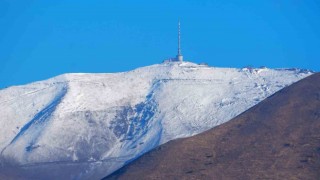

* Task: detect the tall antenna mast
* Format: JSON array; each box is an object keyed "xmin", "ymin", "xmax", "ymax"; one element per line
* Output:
[
  {"xmin": 176, "ymin": 19, "xmax": 183, "ymax": 62},
  {"xmin": 178, "ymin": 19, "xmax": 181, "ymax": 56}
]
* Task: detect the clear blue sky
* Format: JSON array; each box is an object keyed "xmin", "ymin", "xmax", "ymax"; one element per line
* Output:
[{"xmin": 1, "ymin": 0, "xmax": 319, "ymax": 88}]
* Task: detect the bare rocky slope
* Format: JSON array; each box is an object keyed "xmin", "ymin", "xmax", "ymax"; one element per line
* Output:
[{"xmin": 106, "ymin": 73, "xmax": 320, "ymax": 180}]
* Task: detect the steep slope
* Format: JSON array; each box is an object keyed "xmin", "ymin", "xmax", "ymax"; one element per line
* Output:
[
  {"xmin": 106, "ymin": 73, "xmax": 320, "ymax": 180},
  {"xmin": 0, "ymin": 62, "xmax": 312, "ymax": 179}
]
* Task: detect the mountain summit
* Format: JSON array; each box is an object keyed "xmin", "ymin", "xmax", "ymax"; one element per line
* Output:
[{"xmin": 0, "ymin": 62, "xmax": 312, "ymax": 179}]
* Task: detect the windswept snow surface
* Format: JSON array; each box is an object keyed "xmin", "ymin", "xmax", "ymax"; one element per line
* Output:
[{"xmin": 0, "ymin": 62, "xmax": 312, "ymax": 179}]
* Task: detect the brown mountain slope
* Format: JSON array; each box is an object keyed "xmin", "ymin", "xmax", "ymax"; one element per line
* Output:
[{"xmin": 105, "ymin": 73, "xmax": 320, "ymax": 180}]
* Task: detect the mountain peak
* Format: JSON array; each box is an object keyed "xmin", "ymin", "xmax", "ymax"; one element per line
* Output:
[{"xmin": 0, "ymin": 63, "xmax": 313, "ymax": 179}]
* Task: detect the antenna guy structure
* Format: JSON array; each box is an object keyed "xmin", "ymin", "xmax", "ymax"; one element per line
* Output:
[
  {"xmin": 163, "ymin": 19, "xmax": 184, "ymax": 63},
  {"xmin": 176, "ymin": 20, "xmax": 183, "ymax": 62}
]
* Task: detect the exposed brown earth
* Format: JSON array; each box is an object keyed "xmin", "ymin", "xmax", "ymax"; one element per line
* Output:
[{"xmin": 105, "ymin": 73, "xmax": 320, "ymax": 180}]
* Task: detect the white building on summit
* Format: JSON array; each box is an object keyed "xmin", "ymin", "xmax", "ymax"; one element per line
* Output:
[{"xmin": 164, "ymin": 20, "xmax": 184, "ymax": 63}]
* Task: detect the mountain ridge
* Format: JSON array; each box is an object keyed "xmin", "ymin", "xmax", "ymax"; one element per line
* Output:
[
  {"xmin": 106, "ymin": 72, "xmax": 320, "ymax": 180},
  {"xmin": 0, "ymin": 62, "xmax": 313, "ymax": 179}
]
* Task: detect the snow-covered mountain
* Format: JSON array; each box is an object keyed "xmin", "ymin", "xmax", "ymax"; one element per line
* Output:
[{"xmin": 0, "ymin": 62, "xmax": 312, "ymax": 179}]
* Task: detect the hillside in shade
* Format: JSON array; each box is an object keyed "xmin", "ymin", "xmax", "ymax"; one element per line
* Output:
[{"xmin": 106, "ymin": 73, "xmax": 320, "ymax": 180}]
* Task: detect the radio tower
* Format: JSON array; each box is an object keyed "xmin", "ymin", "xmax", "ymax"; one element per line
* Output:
[{"xmin": 176, "ymin": 19, "xmax": 183, "ymax": 62}]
